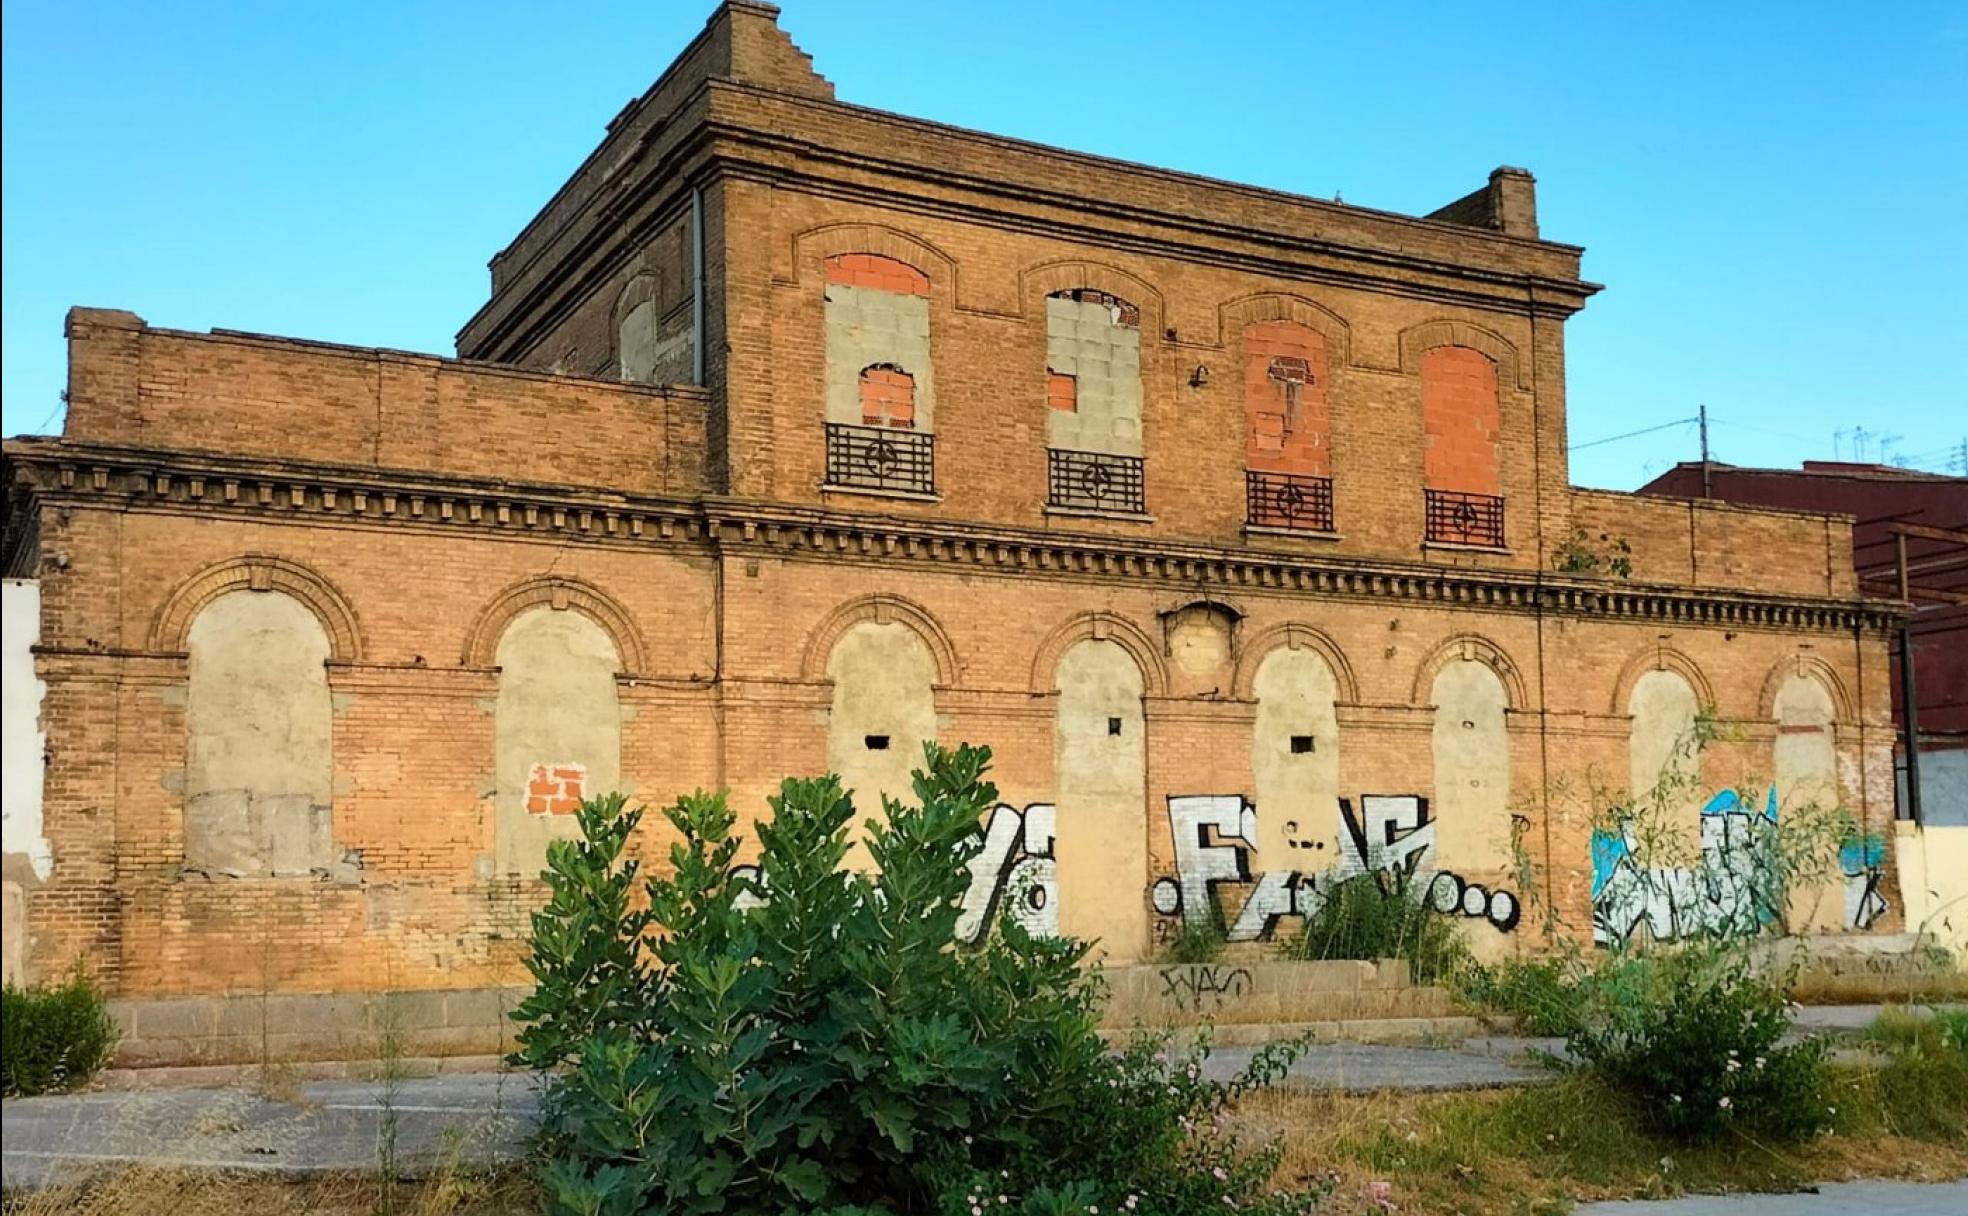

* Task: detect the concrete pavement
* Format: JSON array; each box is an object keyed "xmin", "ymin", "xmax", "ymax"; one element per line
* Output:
[
  {"xmin": 1, "ymin": 1071, "xmax": 540, "ymax": 1190},
  {"xmin": 1574, "ymin": 1180, "xmax": 1968, "ymax": 1214}
]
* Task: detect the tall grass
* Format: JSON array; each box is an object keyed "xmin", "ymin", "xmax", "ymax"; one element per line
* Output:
[{"xmin": 1284, "ymin": 870, "xmax": 1465, "ymax": 982}]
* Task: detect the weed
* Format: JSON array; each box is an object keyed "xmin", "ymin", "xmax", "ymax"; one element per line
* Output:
[
  {"xmin": 1285, "ymin": 869, "xmax": 1466, "ymax": 982},
  {"xmin": 2, "ymin": 966, "xmax": 119, "ymax": 1096}
]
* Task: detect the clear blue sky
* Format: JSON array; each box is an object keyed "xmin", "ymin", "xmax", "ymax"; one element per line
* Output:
[{"xmin": 4, "ymin": 1, "xmax": 1964, "ymax": 488}]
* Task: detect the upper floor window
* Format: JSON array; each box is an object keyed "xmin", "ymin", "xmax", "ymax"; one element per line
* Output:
[
  {"xmin": 1420, "ymin": 345, "xmax": 1504, "ymax": 547},
  {"xmin": 823, "ymin": 254, "xmax": 935, "ymax": 496},
  {"xmin": 1243, "ymin": 321, "xmax": 1334, "ymax": 533},
  {"xmin": 1045, "ymin": 288, "xmax": 1144, "ymax": 514}
]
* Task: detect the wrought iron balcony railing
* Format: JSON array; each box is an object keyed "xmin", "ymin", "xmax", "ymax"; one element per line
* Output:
[
  {"xmin": 1245, "ymin": 470, "xmax": 1335, "ymax": 532},
  {"xmin": 824, "ymin": 423, "xmax": 935, "ymax": 495},
  {"xmin": 1046, "ymin": 448, "xmax": 1145, "ymax": 514},
  {"xmin": 1423, "ymin": 488, "xmax": 1506, "ymax": 548}
]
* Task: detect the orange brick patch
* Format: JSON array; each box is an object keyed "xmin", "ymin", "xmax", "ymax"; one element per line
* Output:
[{"xmin": 526, "ymin": 763, "xmax": 586, "ymax": 815}]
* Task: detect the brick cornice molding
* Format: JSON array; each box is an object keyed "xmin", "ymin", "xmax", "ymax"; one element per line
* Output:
[{"xmin": 4, "ymin": 440, "xmax": 1905, "ymax": 640}]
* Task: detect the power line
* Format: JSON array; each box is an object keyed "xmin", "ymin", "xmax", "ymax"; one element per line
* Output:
[{"xmin": 1570, "ymin": 416, "xmax": 1698, "ymax": 452}]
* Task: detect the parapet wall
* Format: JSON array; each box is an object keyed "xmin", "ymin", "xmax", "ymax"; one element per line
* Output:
[
  {"xmin": 1570, "ymin": 487, "xmax": 1856, "ymax": 599},
  {"xmin": 60, "ymin": 309, "xmax": 709, "ymax": 497}
]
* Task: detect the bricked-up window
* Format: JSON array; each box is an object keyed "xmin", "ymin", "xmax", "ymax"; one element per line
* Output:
[
  {"xmin": 183, "ymin": 590, "xmax": 335, "ymax": 876},
  {"xmin": 1243, "ymin": 321, "xmax": 1334, "ymax": 532},
  {"xmin": 823, "ymin": 254, "xmax": 934, "ymax": 445},
  {"xmin": 1421, "ymin": 346, "xmax": 1500, "ymax": 496},
  {"xmin": 859, "ymin": 364, "xmax": 916, "ymax": 428},
  {"xmin": 1044, "ymin": 287, "xmax": 1143, "ymax": 462},
  {"xmin": 1047, "ymin": 370, "xmax": 1078, "ymax": 413},
  {"xmin": 1244, "ymin": 322, "xmax": 1330, "ymax": 473},
  {"xmin": 494, "ymin": 607, "xmax": 623, "ymax": 874},
  {"xmin": 1421, "ymin": 346, "xmax": 1503, "ymax": 546}
]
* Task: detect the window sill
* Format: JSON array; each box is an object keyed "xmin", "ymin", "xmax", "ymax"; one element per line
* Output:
[
  {"xmin": 1044, "ymin": 504, "xmax": 1156, "ymax": 524},
  {"xmin": 1421, "ymin": 539, "xmax": 1512, "ymax": 556},
  {"xmin": 819, "ymin": 483, "xmax": 942, "ymax": 504},
  {"xmin": 1244, "ymin": 525, "xmax": 1343, "ymax": 543}
]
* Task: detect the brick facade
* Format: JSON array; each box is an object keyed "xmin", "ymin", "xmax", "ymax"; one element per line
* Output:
[{"xmin": 1, "ymin": 1, "xmax": 1904, "ymax": 1004}]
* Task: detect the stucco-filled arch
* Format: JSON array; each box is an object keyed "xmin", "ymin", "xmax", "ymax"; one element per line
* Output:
[
  {"xmin": 1018, "ymin": 259, "xmax": 1164, "ymax": 337},
  {"xmin": 1758, "ymin": 655, "xmax": 1854, "ymax": 725},
  {"xmin": 152, "ymin": 555, "xmax": 362, "ymax": 662},
  {"xmin": 1251, "ymin": 643, "xmax": 1341, "ymax": 872},
  {"xmin": 1053, "ymin": 636, "xmax": 1149, "ymax": 961},
  {"xmin": 826, "ymin": 620, "xmax": 940, "ymax": 867},
  {"xmin": 1396, "ymin": 319, "xmax": 1527, "ymax": 392},
  {"xmin": 1216, "ymin": 292, "xmax": 1353, "ymax": 366},
  {"xmin": 1610, "ymin": 645, "xmax": 1717, "ymax": 717},
  {"xmin": 802, "ymin": 593, "xmax": 958, "ymax": 686},
  {"xmin": 183, "ymin": 588, "xmax": 335, "ymax": 875},
  {"xmin": 463, "ymin": 575, "xmax": 646, "ymax": 674},
  {"xmin": 1410, "ymin": 634, "xmax": 1527, "ymax": 710},
  {"xmin": 1032, "ymin": 611, "xmax": 1168, "ymax": 697},
  {"xmin": 493, "ymin": 606, "xmax": 624, "ymax": 875},
  {"xmin": 1232, "ymin": 623, "xmax": 1360, "ymax": 703}
]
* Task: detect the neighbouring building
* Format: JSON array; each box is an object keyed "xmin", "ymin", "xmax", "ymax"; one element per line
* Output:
[{"xmin": 0, "ymin": 3, "xmax": 1910, "ymax": 1041}]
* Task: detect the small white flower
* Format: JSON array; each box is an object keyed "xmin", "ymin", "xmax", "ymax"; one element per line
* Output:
[{"xmin": 1719, "ymin": 1096, "xmax": 1733, "ymax": 1110}]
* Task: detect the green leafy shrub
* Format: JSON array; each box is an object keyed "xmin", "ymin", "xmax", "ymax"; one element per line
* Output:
[
  {"xmin": 1456, "ymin": 953, "xmax": 1589, "ymax": 1037},
  {"xmin": 2, "ymin": 968, "xmax": 120, "ymax": 1096},
  {"xmin": 1562, "ymin": 942, "xmax": 1830, "ymax": 1142},
  {"xmin": 513, "ymin": 742, "xmax": 1322, "ymax": 1215},
  {"xmin": 1284, "ymin": 870, "xmax": 1465, "ymax": 982}
]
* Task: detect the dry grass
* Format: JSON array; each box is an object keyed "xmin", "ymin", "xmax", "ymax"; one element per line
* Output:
[
  {"xmin": 1, "ymin": 1165, "xmax": 535, "ymax": 1216},
  {"xmin": 1233, "ymin": 1064, "xmax": 1968, "ymax": 1216}
]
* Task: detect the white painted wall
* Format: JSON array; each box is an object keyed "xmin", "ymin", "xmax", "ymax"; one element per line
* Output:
[{"xmin": 2, "ymin": 579, "xmax": 49, "ymax": 880}]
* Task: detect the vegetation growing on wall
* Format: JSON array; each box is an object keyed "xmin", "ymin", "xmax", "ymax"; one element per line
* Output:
[{"xmin": 1551, "ymin": 527, "xmax": 1634, "ymax": 579}]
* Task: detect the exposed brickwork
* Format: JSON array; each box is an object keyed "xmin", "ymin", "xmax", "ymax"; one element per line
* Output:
[
  {"xmin": 0, "ymin": 3, "xmax": 1906, "ymax": 1020},
  {"xmin": 858, "ymin": 365, "xmax": 916, "ymax": 428},
  {"xmin": 1243, "ymin": 321, "xmax": 1330, "ymax": 477},
  {"xmin": 526, "ymin": 764, "xmax": 588, "ymax": 816},
  {"xmin": 825, "ymin": 253, "xmax": 929, "ymax": 296},
  {"xmin": 1421, "ymin": 346, "xmax": 1501, "ymax": 496}
]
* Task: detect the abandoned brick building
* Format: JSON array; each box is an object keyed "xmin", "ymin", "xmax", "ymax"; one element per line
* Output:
[{"xmin": 1, "ymin": 2, "xmax": 1908, "ymax": 1032}]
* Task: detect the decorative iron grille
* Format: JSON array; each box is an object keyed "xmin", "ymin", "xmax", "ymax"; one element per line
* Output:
[
  {"xmin": 824, "ymin": 423, "xmax": 935, "ymax": 495},
  {"xmin": 1424, "ymin": 488, "xmax": 1506, "ymax": 547},
  {"xmin": 1245, "ymin": 470, "xmax": 1335, "ymax": 532},
  {"xmin": 1047, "ymin": 448, "xmax": 1145, "ymax": 514}
]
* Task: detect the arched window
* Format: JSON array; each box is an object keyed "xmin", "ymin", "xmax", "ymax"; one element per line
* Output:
[
  {"xmin": 1429, "ymin": 658, "xmax": 1511, "ymax": 901},
  {"xmin": 1773, "ymin": 674, "xmax": 1838, "ymax": 815},
  {"xmin": 493, "ymin": 606, "xmax": 623, "ymax": 875},
  {"xmin": 1243, "ymin": 321, "xmax": 1334, "ymax": 531},
  {"xmin": 1044, "ymin": 288, "xmax": 1141, "ymax": 456},
  {"xmin": 1244, "ymin": 321, "xmax": 1330, "ymax": 474},
  {"xmin": 823, "ymin": 254, "xmax": 933, "ymax": 430},
  {"xmin": 825, "ymin": 620, "xmax": 939, "ymax": 869},
  {"xmin": 184, "ymin": 590, "xmax": 334, "ymax": 875},
  {"xmin": 1420, "ymin": 346, "xmax": 1503, "ymax": 546},
  {"xmin": 1628, "ymin": 669, "xmax": 1700, "ymax": 817},
  {"xmin": 1044, "ymin": 288, "xmax": 1144, "ymax": 512},
  {"xmin": 1251, "ymin": 646, "xmax": 1340, "ymax": 874},
  {"xmin": 1052, "ymin": 638, "xmax": 1148, "ymax": 961}
]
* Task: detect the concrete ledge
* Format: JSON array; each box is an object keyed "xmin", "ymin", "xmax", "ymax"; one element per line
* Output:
[
  {"xmin": 1099, "ymin": 960, "xmax": 1449, "ymax": 1029},
  {"xmin": 110, "ymin": 987, "xmax": 529, "ymax": 1069}
]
